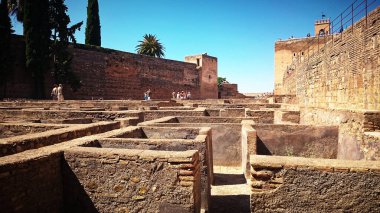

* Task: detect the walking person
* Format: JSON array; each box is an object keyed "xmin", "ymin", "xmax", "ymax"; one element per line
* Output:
[
  {"xmin": 187, "ymin": 91, "xmax": 191, "ymax": 99},
  {"xmin": 57, "ymin": 84, "xmax": 64, "ymax": 102},
  {"xmin": 172, "ymin": 91, "xmax": 176, "ymax": 99},
  {"xmin": 51, "ymin": 84, "xmax": 58, "ymax": 101}
]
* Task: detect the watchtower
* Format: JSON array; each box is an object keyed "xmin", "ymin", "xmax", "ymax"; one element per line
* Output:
[{"xmin": 315, "ymin": 19, "xmax": 330, "ymax": 36}]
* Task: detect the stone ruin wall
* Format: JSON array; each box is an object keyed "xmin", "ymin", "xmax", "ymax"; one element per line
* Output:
[
  {"xmin": 250, "ymin": 155, "xmax": 380, "ymax": 212},
  {"xmin": 282, "ymin": 7, "xmax": 380, "ymax": 110},
  {"xmin": 5, "ymin": 36, "xmax": 219, "ymax": 100},
  {"xmin": 218, "ymin": 83, "xmax": 246, "ymax": 99},
  {"xmin": 274, "ymin": 37, "xmax": 320, "ymax": 95}
]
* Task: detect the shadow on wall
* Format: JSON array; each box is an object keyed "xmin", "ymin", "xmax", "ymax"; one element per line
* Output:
[
  {"xmin": 256, "ymin": 137, "xmax": 272, "ymax": 155},
  {"xmin": 61, "ymin": 160, "xmax": 98, "ymax": 212}
]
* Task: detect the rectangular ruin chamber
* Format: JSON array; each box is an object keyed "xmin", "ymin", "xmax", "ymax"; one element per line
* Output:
[
  {"xmin": 81, "ymin": 125, "xmax": 213, "ymax": 212},
  {"xmin": 108, "ymin": 126, "xmax": 201, "ymax": 139},
  {"xmin": 0, "ymin": 146, "xmax": 202, "ymax": 213},
  {"xmin": 139, "ymin": 116, "xmax": 254, "ymax": 168},
  {"xmin": 240, "ymin": 123, "xmax": 339, "ymax": 179},
  {"xmin": 63, "ymin": 147, "xmax": 202, "ymax": 213},
  {"xmin": 252, "ymin": 124, "xmax": 339, "ymax": 158}
]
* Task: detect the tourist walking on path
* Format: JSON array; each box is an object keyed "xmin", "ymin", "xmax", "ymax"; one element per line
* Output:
[
  {"xmin": 187, "ymin": 91, "xmax": 191, "ymax": 99},
  {"xmin": 57, "ymin": 84, "xmax": 64, "ymax": 101},
  {"xmin": 172, "ymin": 91, "xmax": 176, "ymax": 99},
  {"xmin": 51, "ymin": 84, "xmax": 58, "ymax": 101}
]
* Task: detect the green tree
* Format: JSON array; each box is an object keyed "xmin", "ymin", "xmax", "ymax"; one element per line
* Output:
[
  {"xmin": 217, "ymin": 77, "xmax": 227, "ymax": 87},
  {"xmin": 0, "ymin": 0, "xmax": 13, "ymax": 99},
  {"xmin": 136, "ymin": 34, "xmax": 165, "ymax": 58},
  {"xmin": 85, "ymin": 0, "xmax": 101, "ymax": 46},
  {"xmin": 24, "ymin": 0, "xmax": 51, "ymax": 99},
  {"xmin": 7, "ymin": 0, "xmax": 24, "ymax": 22},
  {"xmin": 49, "ymin": 0, "xmax": 83, "ymax": 91}
]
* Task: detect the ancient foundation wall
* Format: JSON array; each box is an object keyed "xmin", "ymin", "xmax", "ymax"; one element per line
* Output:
[
  {"xmin": 250, "ymin": 155, "xmax": 380, "ymax": 212},
  {"xmin": 0, "ymin": 109, "xmax": 142, "ymax": 122},
  {"xmin": 0, "ymin": 153, "xmax": 63, "ymax": 212},
  {"xmin": 63, "ymin": 147, "xmax": 201, "ymax": 213},
  {"xmin": 0, "ymin": 121, "xmax": 119, "ymax": 157},
  {"xmin": 139, "ymin": 117, "xmax": 246, "ymax": 167},
  {"xmin": 283, "ymin": 7, "xmax": 380, "ymax": 110}
]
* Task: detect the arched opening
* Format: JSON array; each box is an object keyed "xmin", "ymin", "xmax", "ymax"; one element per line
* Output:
[{"xmin": 319, "ymin": 29, "xmax": 325, "ymax": 36}]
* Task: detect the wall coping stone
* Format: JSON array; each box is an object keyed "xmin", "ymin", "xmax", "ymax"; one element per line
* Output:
[
  {"xmin": 250, "ymin": 155, "xmax": 380, "ymax": 172},
  {"xmin": 65, "ymin": 146, "xmax": 198, "ymax": 163}
]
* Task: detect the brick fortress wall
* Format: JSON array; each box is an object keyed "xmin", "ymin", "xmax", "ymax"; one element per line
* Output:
[{"xmin": 6, "ymin": 36, "xmax": 218, "ymax": 100}]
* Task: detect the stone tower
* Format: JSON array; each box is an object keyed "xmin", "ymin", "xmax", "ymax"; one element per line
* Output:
[
  {"xmin": 314, "ymin": 19, "xmax": 330, "ymax": 36},
  {"xmin": 185, "ymin": 54, "xmax": 218, "ymax": 99}
]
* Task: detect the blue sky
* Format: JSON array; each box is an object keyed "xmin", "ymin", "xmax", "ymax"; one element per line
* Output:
[{"xmin": 11, "ymin": 0, "xmax": 380, "ymax": 93}]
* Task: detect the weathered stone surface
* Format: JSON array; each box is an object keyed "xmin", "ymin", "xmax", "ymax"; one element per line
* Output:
[
  {"xmin": 250, "ymin": 155, "xmax": 380, "ymax": 212},
  {"xmin": 280, "ymin": 8, "xmax": 380, "ymax": 110},
  {"xmin": 253, "ymin": 124, "xmax": 339, "ymax": 158},
  {"xmin": 63, "ymin": 147, "xmax": 201, "ymax": 213}
]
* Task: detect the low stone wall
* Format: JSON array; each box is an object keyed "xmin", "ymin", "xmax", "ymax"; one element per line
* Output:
[
  {"xmin": 0, "ymin": 123, "xmax": 65, "ymax": 138},
  {"xmin": 363, "ymin": 132, "xmax": 380, "ymax": 160},
  {"xmin": 252, "ymin": 124, "xmax": 339, "ymax": 158},
  {"xmin": 220, "ymin": 108, "xmax": 246, "ymax": 117},
  {"xmin": 0, "ymin": 109, "xmax": 143, "ymax": 122},
  {"xmin": 246, "ymin": 110, "xmax": 274, "ymax": 124},
  {"xmin": 0, "ymin": 100, "xmax": 183, "ymax": 110},
  {"xmin": 109, "ymin": 126, "xmax": 200, "ymax": 140},
  {"xmin": 281, "ymin": 111, "xmax": 300, "ymax": 123},
  {"xmin": 0, "ymin": 121, "xmax": 120, "ymax": 157},
  {"xmin": 250, "ymin": 155, "xmax": 380, "ymax": 212},
  {"xmin": 63, "ymin": 147, "xmax": 201, "ymax": 213},
  {"xmin": 0, "ymin": 152, "xmax": 63, "ymax": 212},
  {"xmin": 301, "ymin": 107, "xmax": 380, "ymax": 160},
  {"xmin": 90, "ymin": 135, "xmax": 213, "ymax": 211},
  {"xmin": 143, "ymin": 110, "xmax": 206, "ymax": 121},
  {"xmin": 81, "ymin": 125, "xmax": 213, "ymax": 211},
  {"xmin": 177, "ymin": 116, "xmax": 245, "ymax": 123},
  {"xmin": 241, "ymin": 120, "xmax": 256, "ymax": 179}
]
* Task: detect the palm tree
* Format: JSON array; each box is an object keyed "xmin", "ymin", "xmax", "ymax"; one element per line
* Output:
[{"xmin": 136, "ymin": 34, "xmax": 165, "ymax": 58}]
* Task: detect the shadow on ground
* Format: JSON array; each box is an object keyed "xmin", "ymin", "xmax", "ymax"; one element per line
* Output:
[
  {"xmin": 210, "ymin": 195, "xmax": 250, "ymax": 213},
  {"xmin": 213, "ymin": 173, "xmax": 247, "ymax": 186},
  {"xmin": 211, "ymin": 172, "xmax": 250, "ymax": 213}
]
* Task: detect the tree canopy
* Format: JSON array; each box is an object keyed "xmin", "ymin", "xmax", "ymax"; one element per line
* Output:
[
  {"xmin": 85, "ymin": 0, "xmax": 101, "ymax": 46},
  {"xmin": 217, "ymin": 77, "xmax": 227, "ymax": 87},
  {"xmin": 0, "ymin": 0, "xmax": 14, "ymax": 99},
  {"xmin": 136, "ymin": 34, "xmax": 165, "ymax": 58},
  {"xmin": 49, "ymin": 0, "xmax": 83, "ymax": 91},
  {"xmin": 24, "ymin": 0, "xmax": 51, "ymax": 99}
]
